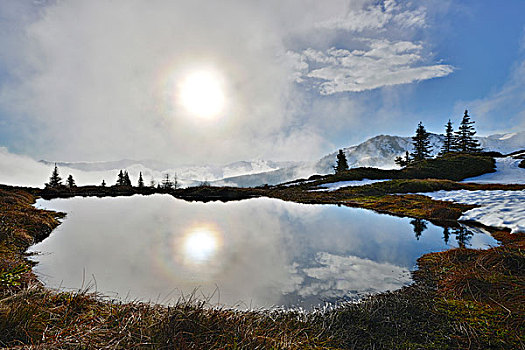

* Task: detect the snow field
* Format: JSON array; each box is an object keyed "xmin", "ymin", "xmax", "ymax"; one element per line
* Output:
[
  {"xmin": 423, "ymin": 190, "xmax": 525, "ymax": 233},
  {"xmin": 462, "ymin": 157, "xmax": 525, "ymax": 184}
]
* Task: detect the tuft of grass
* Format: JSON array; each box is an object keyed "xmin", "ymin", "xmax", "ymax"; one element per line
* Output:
[
  {"xmin": 416, "ymin": 231, "xmax": 525, "ymax": 348},
  {"xmin": 0, "ymin": 286, "xmax": 336, "ymax": 349},
  {"xmin": 0, "ymin": 188, "xmax": 64, "ymax": 296},
  {"xmin": 325, "ymin": 286, "xmax": 458, "ymax": 349}
]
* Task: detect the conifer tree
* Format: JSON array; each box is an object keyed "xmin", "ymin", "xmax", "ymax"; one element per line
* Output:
[
  {"xmin": 101, "ymin": 179, "xmax": 106, "ymax": 187},
  {"xmin": 173, "ymin": 173, "xmax": 178, "ymax": 189},
  {"xmin": 439, "ymin": 119, "xmax": 454, "ymax": 155},
  {"xmin": 138, "ymin": 172, "xmax": 144, "ymax": 188},
  {"xmin": 453, "ymin": 110, "xmax": 482, "ymax": 153},
  {"xmin": 116, "ymin": 170, "xmax": 125, "ymax": 186},
  {"xmin": 395, "ymin": 151, "xmax": 411, "ymax": 167},
  {"xmin": 47, "ymin": 163, "xmax": 63, "ymax": 188},
  {"xmin": 124, "ymin": 171, "xmax": 132, "ymax": 187},
  {"xmin": 333, "ymin": 149, "xmax": 349, "ymax": 174},
  {"xmin": 150, "ymin": 178, "xmax": 156, "ymax": 188},
  {"xmin": 161, "ymin": 173, "xmax": 173, "ymax": 189},
  {"xmin": 66, "ymin": 174, "xmax": 76, "ymax": 188},
  {"xmin": 410, "ymin": 122, "xmax": 432, "ymax": 161}
]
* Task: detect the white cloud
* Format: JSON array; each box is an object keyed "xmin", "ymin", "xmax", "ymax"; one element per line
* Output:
[
  {"xmin": 293, "ymin": 252, "xmax": 412, "ymax": 298},
  {"xmin": 316, "ymin": 0, "xmax": 426, "ymax": 32},
  {"xmin": 288, "ymin": 1, "xmax": 453, "ymax": 95},
  {"xmin": 292, "ymin": 39, "xmax": 453, "ymax": 94}
]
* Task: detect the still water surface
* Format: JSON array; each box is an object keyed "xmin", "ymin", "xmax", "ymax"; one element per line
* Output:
[{"xmin": 30, "ymin": 195, "xmax": 496, "ymax": 309}]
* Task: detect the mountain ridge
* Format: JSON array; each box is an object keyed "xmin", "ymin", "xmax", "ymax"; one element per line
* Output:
[
  {"xmin": 38, "ymin": 131, "xmax": 525, "ymax": 187},
  {"xmin": 219, "ymin": 131, "xmax": 525, "ymax": 187}
]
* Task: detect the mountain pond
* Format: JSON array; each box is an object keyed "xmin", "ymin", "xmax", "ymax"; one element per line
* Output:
[{"xmin": 30, "ymin": 194, "xmax": 497, "ymax": 309}]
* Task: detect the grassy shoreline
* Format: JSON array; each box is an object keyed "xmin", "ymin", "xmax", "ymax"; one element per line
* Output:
[{"xmin": 1, "ymin": 155, "xmax": 524, "ymax": 348}]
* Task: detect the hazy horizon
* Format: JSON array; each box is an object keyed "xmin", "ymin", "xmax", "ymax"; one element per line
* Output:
[{"xmin": 4, "ymin": 129, "xmax": 524, "ymax": 166}]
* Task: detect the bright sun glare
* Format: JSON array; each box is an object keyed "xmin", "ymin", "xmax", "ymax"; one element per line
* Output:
[
  {"xmin": 183, "ymin": 227, "xmax": 219, "ymax": 263},
  {"xmin": 178, "ymin": 70, "xmax": 225, "ymax": 119}
]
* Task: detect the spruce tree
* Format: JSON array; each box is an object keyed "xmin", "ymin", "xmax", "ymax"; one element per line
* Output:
[
  {"xmin": 101, "ymin": 179, "xmax": 106, "ymax": 187},
  {"xmin": 410, "ymin": 122, "xmax": 432, "ymax": 161},
  {"xmin": 162, "ymin": 173, "xmax": 173, "ymax": 189},
  {"xmin": 138, "ymin": 172, "xmax": 144, "ymax": 188},
  {"xmin": 453, "ymin": 110, "xmax": 482, "ymax": 153},
  {"xmin": 66, "ymin": 174, "xmax": 76, "ymax": 188},
  {"xmin": 116, "ymin": 170, "xmax": 124, "ymax": 186},
  {"xmin": 395, "ymin": 151, "xmax": 411, "ymax": 167},
  {"xmin": 173, "ymin": 173, "xmax": 178, "ymax": 189},
  {"xmin": 333, "ymin": 149, "xmax": 349, "ymax": 174},
  {"xmin": 47, "ymin": 163, "xmax": 62, "ymax": 188},
  {"xmin": 439, "ymin": 119, "xmax": 454, "ymax": 155},
  {"xmin": 124, "ymin": 171, "xmax": 132, "ymax": 187}
]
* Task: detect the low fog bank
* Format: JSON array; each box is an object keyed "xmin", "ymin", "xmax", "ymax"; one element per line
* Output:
[
  {"xmin": 0, "ymin": 146, "xmax": 299, "ymax": 188},
  {"xmin": 0, "ymin": 147, "xmax": 180, "ymax": 188},
  {"xmin": 0, "ymin": 147, "xmax": 51, "ymax": 187}
]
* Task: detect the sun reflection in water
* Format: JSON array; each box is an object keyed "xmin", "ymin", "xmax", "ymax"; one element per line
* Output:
[{"xmin": 182, "ymin": 224, "xmax": 222, "ymax": 264}]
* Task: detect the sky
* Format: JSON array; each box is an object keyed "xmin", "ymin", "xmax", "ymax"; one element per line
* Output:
[{"xmin": 0, "ymin": 0, "xmax": 524, "ymax": 165}]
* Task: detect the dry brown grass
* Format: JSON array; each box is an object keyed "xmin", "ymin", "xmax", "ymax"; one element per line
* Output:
[
  {"xmin": 416, "ymin": 231, "xmax": 525, "ymax": 348},
  {"xmin": 1, "ymin": 286, "xmax": 335, "ymax": 349}
]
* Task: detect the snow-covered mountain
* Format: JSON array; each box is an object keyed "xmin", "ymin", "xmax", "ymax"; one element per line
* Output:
[
  {"xmin": 219, "ymin": 131, "xmax": 524, "ymax": 187},
  {"xmin": 315, "ymin": 131, "xmax": 524, "ymax": 174},
  {"xmin": 478, "ymin": 132, "xmax": 525, "ymax": 154},
  {"xmin": 315, "ymin": 133, "xmax": 444, "ymax": 173}
]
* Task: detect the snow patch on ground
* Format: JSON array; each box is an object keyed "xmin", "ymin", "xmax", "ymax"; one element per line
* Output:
[
  {"xmin": 312, "ymin": 179, "xmax": 389, "ymax": 192},
  {"xmin": 462, "ymin": 157, "xmax": 525, "ymax": 184},
  {"xmin": 422, "ymin": 190, "xmax": 525, "ymax": 233},
  {"xmin": 281, "ymin": 179, "xmax": 317, "ymax": 187}
]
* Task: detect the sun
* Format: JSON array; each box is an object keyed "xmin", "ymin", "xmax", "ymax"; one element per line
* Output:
[
  {"xmin": 178, "ymin": 70, "xmax": 225, "ymax": 119},
  {"xmin": 182, "ymin": 226, "xmax": 220, "ymax": 263}
]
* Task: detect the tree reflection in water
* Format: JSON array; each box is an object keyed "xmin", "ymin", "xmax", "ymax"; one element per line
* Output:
[
  {"xmin": 411, "ymin": 219, "xmax": 474, "ymax": 247},
  {"xmin": 410, "ymin": 218, "xmax": 428, "ymax": 240}
]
